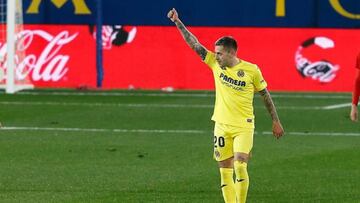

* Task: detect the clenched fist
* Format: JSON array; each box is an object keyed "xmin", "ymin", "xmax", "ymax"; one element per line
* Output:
[{"xmin": 167, "ymin": 8, "xmax": 179, "ymax": 22}]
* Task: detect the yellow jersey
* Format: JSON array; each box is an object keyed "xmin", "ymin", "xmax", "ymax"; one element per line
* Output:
[{"xmin": 204, "ymin": 51, "xmax": 267, "ymax": 128}]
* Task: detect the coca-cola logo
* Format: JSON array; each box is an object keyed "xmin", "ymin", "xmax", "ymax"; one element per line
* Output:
[{"xmin": 0, "ymin": 30, "xmax": 78, "ymax": 82}]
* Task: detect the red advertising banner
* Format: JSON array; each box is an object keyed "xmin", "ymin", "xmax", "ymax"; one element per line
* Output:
[
  {"xmin": 1, "ymin": 25, "xmax": 359, "ymax": 92},
  {"xmin": 0, "ymin": 25, "xmax": 97, "ymax": 88}
]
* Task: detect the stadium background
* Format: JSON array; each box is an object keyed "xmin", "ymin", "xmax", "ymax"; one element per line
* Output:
[{"xmin": 21, "ymin": 0, "xmax": 360, "ymax": 91}]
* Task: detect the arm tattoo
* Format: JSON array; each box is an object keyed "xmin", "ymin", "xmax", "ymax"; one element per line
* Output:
[
  {"xmin": 175, "ymin": 20, "xmax": 207, "ymax": 60},
  {"xmin": 259, "ymin": 88, "xmax": 279, "ymax": 122}
]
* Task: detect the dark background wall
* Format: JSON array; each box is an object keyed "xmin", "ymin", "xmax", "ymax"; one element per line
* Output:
[{"xmin": 23, "ymin": 0, "xmax": 360, "ymax": 28}]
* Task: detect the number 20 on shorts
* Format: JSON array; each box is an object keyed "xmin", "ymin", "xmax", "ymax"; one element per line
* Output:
[{"xmin": 214, "ymin": 136, "xmax": 225, "ymax": 148}]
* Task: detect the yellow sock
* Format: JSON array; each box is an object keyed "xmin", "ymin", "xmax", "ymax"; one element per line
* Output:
[
  {"xmin": 219, "ymin": 168, "xmax": 236, "ymax": 203},
  {"xmin": 234, "ymin": 161, "xmax": 249, "ymax": 203}
]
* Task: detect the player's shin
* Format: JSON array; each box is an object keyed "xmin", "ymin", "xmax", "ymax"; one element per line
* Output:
[
  {"xmin": 234, "ymin": 161, "xmax": 249, "ymax": 203},
  {"xmin": 219, "ymin": 168, "xmax": 236, "ymax": 203}
]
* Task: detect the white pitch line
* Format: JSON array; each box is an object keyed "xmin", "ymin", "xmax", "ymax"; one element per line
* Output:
[
  {"xmin": 15, "ymin": 91, "xmax": 351, "ymax": 99},
  {"xmin": 276, "ymin": 106, "xmax": 323, "ymax": 110},
  {"xmin": 269, "ymin": 94, "xmax": 350, "ymax": 99},
  {"xmin": 1, "ymin": 126, "xmax": 360, "ymax": 137},
  {"xmin": 261, "ymin": 131, "xmax": 360, "ymax": 137},
  {"xmin": 321, "ymin": 103, "xmax": 352, "ymax": 110},
  {"xmin": 1, "ymin": 126, "xmax": 207, "ymax": 134},
  {"xmin": 0, "ymin": 101, "xmax": 333, "ymax": 110},
  {"xmin": 0, "ymin": 101, "xmax": 213, "ymax": 108},
  {"xmin": 17, "ymin": 91, "xmax": 215, "ymax": 98}
]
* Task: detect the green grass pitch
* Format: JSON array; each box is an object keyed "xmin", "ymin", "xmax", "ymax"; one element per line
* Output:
[{"xmin": 0, "ymin": 89, "xmax": 359, "ymax": 202}]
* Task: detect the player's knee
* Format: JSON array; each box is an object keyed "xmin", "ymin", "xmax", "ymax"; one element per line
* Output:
[
  {"xmin": 218, "ymin": 157, "xmax": 233, "ymax": 168},
  {"xmin": 234, "ymin": 152, "xmax": 249, "ymax": 163}
]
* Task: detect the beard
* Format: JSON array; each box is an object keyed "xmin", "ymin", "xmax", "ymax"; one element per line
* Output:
[{"xmin": 217, "ymin": 60, "xmax": 226, "ymax": 69}]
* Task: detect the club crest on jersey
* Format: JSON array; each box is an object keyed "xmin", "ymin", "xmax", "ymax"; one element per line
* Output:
[{"xmin": 237, "ymin": 70, "xmax": 245, "ymax": 77}]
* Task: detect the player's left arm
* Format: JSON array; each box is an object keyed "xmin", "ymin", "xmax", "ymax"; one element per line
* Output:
[{"xmin": 259, "ymin": 88, "xmax": 284, "ymax": 138}]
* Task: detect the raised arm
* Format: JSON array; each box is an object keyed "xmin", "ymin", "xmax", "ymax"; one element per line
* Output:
[
  {"xmin": 167, "ymin": 8, "xmax": 207, "ymax": 60},
  {"xmin": 258, "ymin": 88, "xmax": 284, "ymax": 138}
]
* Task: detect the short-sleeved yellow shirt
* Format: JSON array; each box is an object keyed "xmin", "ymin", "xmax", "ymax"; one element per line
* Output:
[{"xmin": 204, "ymin": 51, "xmax": 267, "ymax": 128}]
